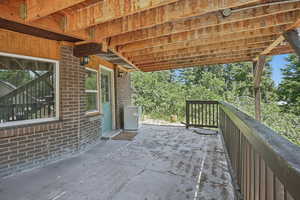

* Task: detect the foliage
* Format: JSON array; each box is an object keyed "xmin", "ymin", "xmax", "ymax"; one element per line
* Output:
[
  {"xmin": 0, "ymin": 70, "xmax": 31, "ymax": 87},
  {"xmin": 131, "ymin": 57, "xmax": 300, "ymax": 145},
  {"xmin": 277, "ymin": 54, "xmax": 300, "ymax": 115}
]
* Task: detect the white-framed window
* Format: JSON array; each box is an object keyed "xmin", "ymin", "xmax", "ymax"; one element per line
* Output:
[
  {"xmin": 0, "ymin": 52, "xmax": 59, "ymax": 127},
  {"xmin": 85, "ymin": 68, "xmax": 99, "ymax": 113}
]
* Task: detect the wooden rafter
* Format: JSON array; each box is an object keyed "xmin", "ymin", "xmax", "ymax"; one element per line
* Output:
[
  {"xmin": 133, "ymin": 43, "xmax": 273, "ymax": 65},
  {"xmin": 26, "ymin": 0, "xmax": 89, "ymax": 21},
  {"xmin": 110, "ymin": 1, "xmax": 300, "ymax": 47},
  {"xmin": 139, "ymin": 45, "xmax": 292, "ymax": 71},
  {"xmin": 0, "ymin": 0, "xmax": 299, "ymax": 71},
  {"xmin": 64, "ymin": 0, "xmax": 182, "ymax": 32},
  {"xmin": 0, "ymin": 0, "xmax": 89, "ymax": 40},
  {"xmin": 127, "ymin": 34, "xmax": 278, "ymax": 57},
  {"xmin": 118, "ymin": 22, "xmax": 294, "ymax": 54},
  {"xmin": 129, "ymin": 36, "xmax": 277, "ymax": 62},
  {"xmin": 140, "ymin": 57, "xmax": 254, "ymax": 72},
  {"xmin": 90, "ymin": 0, "xmax": 262, "ymax": 41},
  {"xmin": 138, "ymin": 51, "xmax": 263, "ymax": 68},
  {"xmin": 122, "ymin": 24, "xmax": 290, "ymax": 56}
]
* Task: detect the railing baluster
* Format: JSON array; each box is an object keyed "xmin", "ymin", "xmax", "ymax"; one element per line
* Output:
[
  {"xmin": 260, "ymin": 158, "xmax": 266, "ymax": 200},
  {"xmin": 185, "ymin": 101, "xmax": 218, "ymax": 128},
  {"xmin": 266, "ymin": 166, "xmax": 274, "ymax": 200},
  {"xmin": 255, "ymin": 153, "xmax": 260, "ymax": 200}
]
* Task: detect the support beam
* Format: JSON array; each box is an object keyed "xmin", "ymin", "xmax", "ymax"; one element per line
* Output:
[
  {"xmin": 0, "ymin": 0, "xmax": 89, "ymax": 41},
  {"xmin": 260, "ymin": 35, "xmax": 285, "ymax": 56},
  {"xmin": 26, "ymin": 0, "xmax": 87, "ymax": 21},
  {"xmin": 74, "ymin": 43, "xmax": 103, "ymax": 57},
  {"xmin": 253, "ymin": 56, "xmax": 266, "ymax": 121},
  {"xmin": 254, "ymin": 87, "xmax": 262, "ymax": 121},
  {"xmin": 254, "ymin": 56, "xmax": 266, "ymax": 90},
  {"xmin": 284, "ymin": 28, "xmax": 300, "ymax": 56}
]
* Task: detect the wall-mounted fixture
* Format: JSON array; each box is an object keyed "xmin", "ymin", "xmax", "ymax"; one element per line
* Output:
[{"xmin": 80, "ymin": 56, "xmax": 90, "ymax": 65}]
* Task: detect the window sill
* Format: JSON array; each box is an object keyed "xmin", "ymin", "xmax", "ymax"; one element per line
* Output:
[{"xmin": 0, "ymin": 117, "xmax": 60, "ymax": 129}]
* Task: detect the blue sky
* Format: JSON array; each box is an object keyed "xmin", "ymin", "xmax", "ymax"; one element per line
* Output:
[{"xmin": 270, "ymin": 54, "xmax": 289, "ymax": 86}]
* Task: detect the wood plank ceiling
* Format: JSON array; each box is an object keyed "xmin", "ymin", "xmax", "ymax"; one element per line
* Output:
[{"xmin": 0, "ymin": 0, "xmax": 299, "ymax": 71}]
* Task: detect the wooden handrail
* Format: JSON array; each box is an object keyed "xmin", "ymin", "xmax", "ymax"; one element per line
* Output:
[{"xmin": 219, "ymin": 101, "xmax": 300, "ymax": 200}]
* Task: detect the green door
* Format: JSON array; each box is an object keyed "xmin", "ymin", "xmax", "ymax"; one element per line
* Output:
[{"xmin": 101, "ymin": 70, "xmax": 112, "ymax": 133}]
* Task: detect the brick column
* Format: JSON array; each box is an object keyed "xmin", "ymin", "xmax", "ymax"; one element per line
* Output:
[{"xmin": 115, "ymin": 69, "xmax": 133, "ymax": 129}]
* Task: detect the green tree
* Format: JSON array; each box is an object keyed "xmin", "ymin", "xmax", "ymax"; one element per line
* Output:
[
  {"xmin": 0, "ymin": 70, "xmax": 31, "ymax": 87},
  {"xmin": 131, "ymin": 59, "xmax": 299, "ymax": 145},
  {"xmin": 277, "ymin": 54, "xmax": 300, "ymax": 115}
]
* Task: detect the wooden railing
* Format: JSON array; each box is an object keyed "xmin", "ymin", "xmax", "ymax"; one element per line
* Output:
[
  {"xmin": 185, "ymin": 100, "xmax": 300, "ymax": 200},
  {"xmin": 0, "ymin": 72, "xmax": 55, "ymax": 122},
  {"xmin": 220, "ymin": 102, "xmax": 300, "ymax": 200},
  {"xmin": 185, "ymin": 100, "xmax": 219, "ymax": 128}
]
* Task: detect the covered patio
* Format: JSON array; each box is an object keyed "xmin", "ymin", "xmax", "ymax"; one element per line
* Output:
[
  {"xmin": 0, "ymin": 124, "xmax": 234, "ymax": 200},
  {"xmin": 1, "ymin": 0, "xmax": 300, "ymax": 199}
]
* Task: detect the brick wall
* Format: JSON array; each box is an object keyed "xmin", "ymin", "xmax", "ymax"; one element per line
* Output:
[
  {"xmin": 115, "ymin": 69, "xmax": 133, "ymax": 129},
  {"xmin": 0, "ymin": 45, "xmax": 102, "ymax": 178}
]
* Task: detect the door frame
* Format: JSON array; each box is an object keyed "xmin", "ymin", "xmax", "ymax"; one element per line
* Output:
[{"xmin": 100, "ymin": 65, "xmax": 116, "ymax": 130}]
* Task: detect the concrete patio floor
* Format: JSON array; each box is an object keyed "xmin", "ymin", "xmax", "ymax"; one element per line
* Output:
[{"xmin": 0, "ymin": 125, "xmax": 235, "ymax": 200}]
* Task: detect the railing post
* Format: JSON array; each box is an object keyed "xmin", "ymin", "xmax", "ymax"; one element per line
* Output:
[
  {"xmin": 186, "ymin": 101, "xmax": 190, "ymax": 128},
  {"xmin": 253, "ymin": 56, "xmax": 266, "ymax": 121},
  {"xmin": 254, "ymin": 87, "xmax": 261, "ymax": 121}
]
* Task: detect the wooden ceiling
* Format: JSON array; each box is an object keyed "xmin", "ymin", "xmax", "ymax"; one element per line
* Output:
[{"xmin": 0, "ymin": 0, "xmax": 299, "ymax": 71}]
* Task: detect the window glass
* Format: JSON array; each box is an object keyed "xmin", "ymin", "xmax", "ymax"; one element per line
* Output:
[
  {"xmin": 85, "ymin": 69, "xmax": 98, "ymax": 112},
  {"xmin": 85, "ymin": 70, "xmax": 97, "ymax": 90},
  {"xmin": 101, "ymin": 74, "xmax": 110, "ymax": 103},
  {"xmin": 0, "ymin": 54, "xmax": 57, "ymax": 123}
]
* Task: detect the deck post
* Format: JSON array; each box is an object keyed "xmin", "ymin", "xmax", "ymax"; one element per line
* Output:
[
  {"xmin": 253, "ymin": 56, "xmax": 266, "ymax": 121},
  {"xmin": 283, "ymin": 28, "xmax": 300, "ymax": 57},
  {"xmin": 186, "ymin": 101, "xmax": 189, "ymax": 128}
]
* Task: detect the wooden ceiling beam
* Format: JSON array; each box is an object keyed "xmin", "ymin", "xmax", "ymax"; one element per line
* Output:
[
  {"xmin": 65, "ymin": 0, "xmax": 181, "ymax": 33},
  {"xmin": 90, "ymin": 0, "xmax": 262, "ymax": 42},
  {"xmin": 26, "ymin": 0, "xmax": 88, "ymax": 21},
  {"xmin": 140, "ymin": 57, "xmax": 254, "ymax": 72},
  {"xmin": 133, "ymin": 42, "xmax": 273, "ymax": 65},
  {"xmin": 137, "ymin": 50, "xmax": 263, "ymax": 68},
  {"xmin": 123, "ymin": 25, "xmax": 288, "ymax": 57},
  {"xmin": 137, "ymin": 43, "xmax": 293, "ymax": 66},
  {"xmin": 118, "ymin": 14, "xmax": 297, "ymax": 53},
  {"xmin": 139, "ymin": 45, "xmax": 292, "ymax": 72},
  {"xmin": 110, "ymin": 1, "xmax": 300, "ymax": 47},
  {"xmin": 0, "ymin": 0, "xmax": 89, "ymax": 41},
  {"xmin": 129, "ymin": 36, "xmax": 277, "ymax": 62}
]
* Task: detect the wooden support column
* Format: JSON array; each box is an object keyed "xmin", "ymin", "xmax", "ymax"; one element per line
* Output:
[
  {"xmin": 283, "ymin": 28, "xmax": 300, "ymax": 57},
  {"xmin": 254, "ymin": 87, "xmax": 261, "ymax": 121},
  {"xmin": 253, "ymin": 56, "xmax": 266, "ymax": 121}
]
